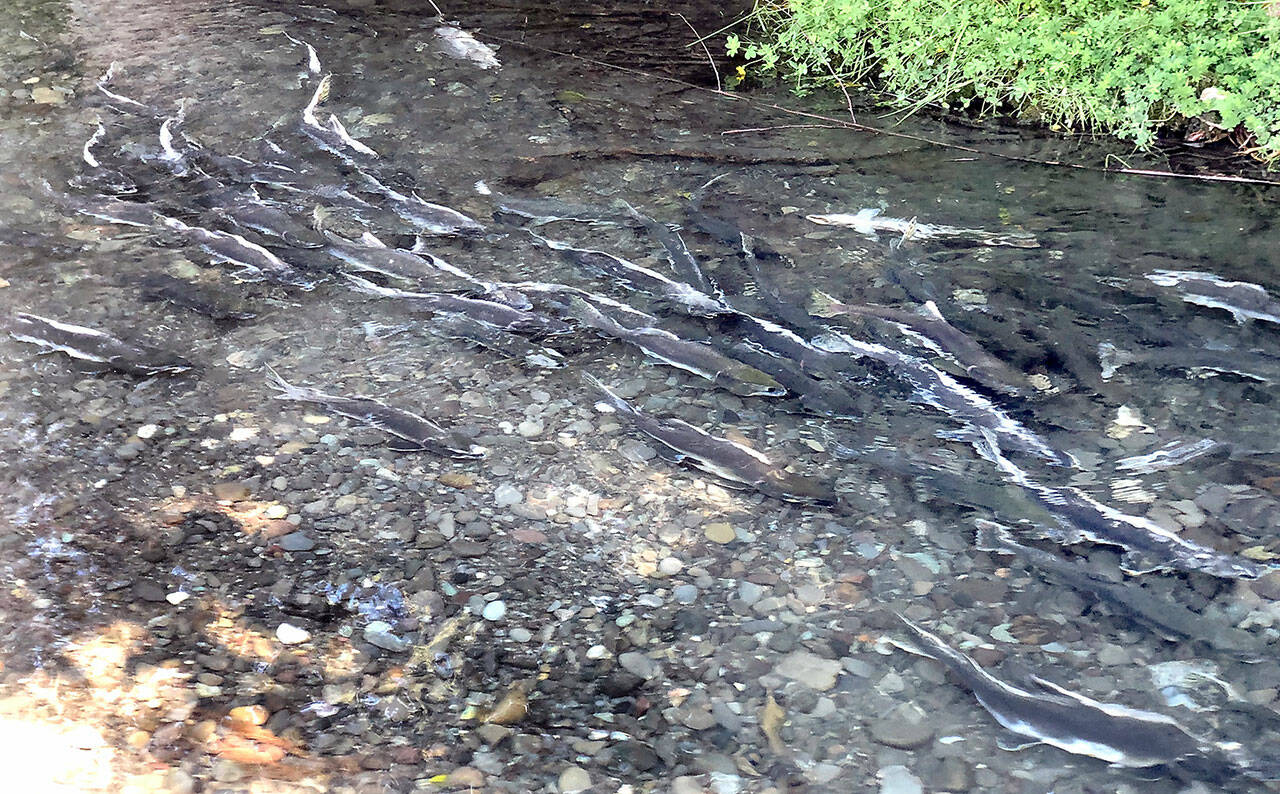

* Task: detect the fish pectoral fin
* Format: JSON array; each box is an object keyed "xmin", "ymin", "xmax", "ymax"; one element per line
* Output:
[
  {"xmin": 385, "ymin": 438, "xmax": 428, "ymax": 453},
  {"xmin": 1120, "ymin": 550, "xmax": 1168, "ymax": 576}
]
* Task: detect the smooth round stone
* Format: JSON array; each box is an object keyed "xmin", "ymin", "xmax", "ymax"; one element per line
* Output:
[
  {"xmin": 276, "ymin": 623, "xmax": 310, "ymax": 645},
  {"xmin": 658, "ymin": 557, "xmax": 683, "ymax": 576},
  {"xmin": 585, "ymin": 644, "xmax": 607, "ymax": 660},
  {"xmin": 673, "ymin": 585, "xmax": 698, "ymax": 605},
  {"xmin": 509, "ymin": 627, "xmax": 532, "ymax": 643},
  {"xmin": 703, "ymin": 522, "xmax": 735, "ymax": 544},
  {"xmin": 482, "ymin": 600, "xmax": 507, "ymax": 621},
  {"xmin": 557, "ymin": 766, "xmax": 591, "ymax": 793},
  {"xmin": 517, "ymin": 419, "xmax": 543, "ymax": 437},
  {"xmin": 494, "ymin": 485, "xmax": 523, "ymax": 508}
]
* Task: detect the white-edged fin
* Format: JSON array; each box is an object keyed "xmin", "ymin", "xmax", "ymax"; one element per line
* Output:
[
  {"xmin": 283, "ymin": 32, "xmax": 322, "ymax": 74},
  {"xmin": 159, "ymin": 117, "xmax": 182, "ymax": 161},
  {"xmin": 474, "ymin": 180, "xmax": 491, "ymax": 195},
  {"xmin": 301, "ymin": 73, "xmax": 331, "ymax": 128},
  {"xmin": 359, "ymin": 231, "xmax": 388, "ymax": 248},
  {"xmin": 82, "ymin": 120, "xmax": 106, "ymax": 167},
  {"xmin": 15, "ymin": 312, "xmax": 112, "ymax": 339},
  {"xmin": 1028, "ymin": 676, "xmax": 1181, "ymax": 724},
  {"xmin": 326, "ymin": 114, "xmax": 378, "ymax": 157}
]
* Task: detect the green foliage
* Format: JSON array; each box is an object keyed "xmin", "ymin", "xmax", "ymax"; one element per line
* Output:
[{"xmin": 733, "ymin": 0, "xmax": 1280, "ymax": 162}]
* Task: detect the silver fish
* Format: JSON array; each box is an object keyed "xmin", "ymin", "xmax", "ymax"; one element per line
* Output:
[
  {"xmin": 434, "ymin": 26, "xmax": 500, "ymax": 69},
  {"xmin": 621, "ymin": 202, "xmax": 715, "ymax": 296},
  {"xmin": 326, "ymin": 231, "xmax": 457, "ymax": 284},
  {"xmin": 565, "ymin": 297, "xmax": 785, "ymax": 397},
  {"xmin": 896, "ymin": 616, "xmax": 1215, "ymax": 769},
  {"xmin": 1147, "ymin": 269, "xmax": 1280, "ymax": 325},
  {"xmin": 506, "ymin": 281, "xmax": 657, "ymax": 329},
  {"xmin": 585, "ymin": 374, "xmax": 833, "ymax": 504},
  {"xmin": 974, "ymin": 431, "xmax": 1268, "ymax": 579},
  {"xmin": 810, "ymin": 290, "xmax": 1029, "ymax": 397},
  {"xmin": 807, "ymin": 208, "xmax": 1039, "ymax": 248},
  {"xmin": 8, "ymin": 312, "xmax": 194, "ymax": 375},
  {"xmin": 1115, "ymin": 439, "xmax": 1227, "ymax": 474},
  {"xmin": 357, "ymin": 169, "xmax": 483, "ymax": 236},
  {"xmin": 812, "ymin": 330, "xmax": 1068, "ymax": 465},
  {"xmin": 428, "ymin": 313, "xmax": 564, "ymax": 370},
  {"xmin": 530, "ymin": 232, "xmax": 728, "ymax": 317},
  {"xmin": 301, "ymin": 75, "xmax": 379, "ymax": 159},
  {"xmin": 975, "ymin": 519, "xmax": 1265, "ymax": 658},
  {"xmin": 266, "ymin": 367, "xmax": 483, "ymax": 458},
  {"xmin": 158, "ymin": 216, "xmax": 316, "ymax": 288},
  {"xmin": 478, "ymin": 182, "xmax": 623, "ymax": 227},
  {"xmin": 343, "ymin": 274, "xmax": 569, "ymax": 335}
]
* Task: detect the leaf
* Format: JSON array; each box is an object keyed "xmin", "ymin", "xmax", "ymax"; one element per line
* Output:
[{"xmin": 759, "ymin": 693, "xmax": 787, "ymax": 755}]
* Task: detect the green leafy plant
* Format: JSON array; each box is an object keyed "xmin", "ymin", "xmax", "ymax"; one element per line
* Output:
[{"xmin": 732, "ymin": 0, "xmax": 1280, "ymax": 163}]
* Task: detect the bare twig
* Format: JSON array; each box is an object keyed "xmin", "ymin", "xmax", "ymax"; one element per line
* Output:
[
  {"xmin": 674, "ymin": 13, "xmax": 720, "ymax": 92},
  {"xmin": 823, "ymin": 60, "xmax": 856, "ymax": 123},
  {"xmin": 721, "ymin": 124, "xmax": 850, "ymax": 135}
]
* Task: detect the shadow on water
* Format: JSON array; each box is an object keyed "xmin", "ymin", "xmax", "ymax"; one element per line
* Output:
[{"xmin": 1, "ymin": 0, "xmax": 1280, "ymax": 792}]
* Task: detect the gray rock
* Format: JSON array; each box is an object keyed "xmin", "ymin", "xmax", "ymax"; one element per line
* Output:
[
  {"xmin": 557, "ymin": 765, "xmax": 591, "ymax": 793},
  {"xmin": 878, "ymin": 765, "xmax": 923, "ymax": 794},
  {"xmin": 869, "ymin": 702, "xmax": 934, "ymax": 749},
  {"xmin": 619, "ymin": 651, "xmax": 659, "ymax": 680},
  {"xmin": 673, "ymin": 584, "xmax": 699, "ymax": 604},
  {"xmin": 494, "ymin": 484, "xmax": 523, "ymax": 508},
  {"xmin": 279, "ymin": 532, "xmax": 316, "ymax": 552},
  {"xmin": 363, "ymin": 620, "xmax": 410, "ymax": 652},
  {"xmin": 774, "ymin": 650, "xmax": 842, "ymax": 691}
]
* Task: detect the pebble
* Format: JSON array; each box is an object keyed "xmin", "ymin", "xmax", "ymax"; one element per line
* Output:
[
  {"xmin": 364, "ymin": 621, "xmax": 410, "ymax": 652},
  {"xmin": 658, "ymin": 557, "xmax": 683, "ymax": 576},
  {"xmin": 869, "ymin": 703, "xmax": 934, "ymax": 749},
  {"xmin": 673, "ymin": 584, "xmax": 699, "ymax": 604},
  {"xmin": 509, "ymin": 627, "xmax": 532, "ymax": 642},
  {"xmin": 878, "ymin": 765, "xmax": 923, "ymax": 794},
  {"xmin": 276, "ymin": 623, "xmax": 310, "ymax": 645},
  {"xmin": 619, "ymin": 651, "xmax": 659, "ymax": 680},
  {"xmin": 774, "ymin": 651, "xmax": 842, "ymax": 691},
  {"xmin": 212, "ymin": 481, "xmax": 250, "ymax": 501},
  {"xmin": 494, "ymin": 485, "xmax": 523, "ymax": 508},
  {"xmin": 31, "ymin": 85, "xmax": 64, "ymax": 104},
  {"xmin": 557, "ymin": 765, "xmax": 591, "ymax": 793},
  {"xmin": 447, "ymin": 767, "xmax": 485, "ymax": 788},
  {"xmin": 703, "ymin": 522, "xmax": 735, "ymax": 544},
  {"xmin": 482, "ymin": 600, "xmax": 507, "ymax": 621},
  {"xmin": 1097, "ymin": 643, "xmax": 1131, "ymax": 666},
  {"xmin": 279, "ymin": 532, "xmax": 316, "ymax": 552},
  {"xmin": 585, "ymin": 644, "xmax": 607, "ymax": 660},
  {"xmin": 517, "ymin": 419, "xmax": 543, "ymax": 437}
]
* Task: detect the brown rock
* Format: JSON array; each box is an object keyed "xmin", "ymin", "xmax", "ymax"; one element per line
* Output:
[
  {"xmin": 446, "ymin": 766, "xmax": 485, "ymax": 788},
  {"xmin": 212, "ymin": 482, "xmax": 251, "ymax": 501}
]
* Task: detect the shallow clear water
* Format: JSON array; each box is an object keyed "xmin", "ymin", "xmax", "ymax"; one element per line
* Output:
[{"xmin": 2, "ymin": 1, "xmax": 1280, "ymax": 792}]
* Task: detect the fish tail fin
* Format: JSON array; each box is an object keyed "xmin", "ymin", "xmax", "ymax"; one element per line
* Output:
[
  {"xmin": 1097, "ymin": 342, "xmax": 1133, "ymax": 381},
  {"xmin": 974, "ymin": 518, "xmax": 1017, "ymax": 553},
  {"xmin": 920, "ymin": 300, "xmax": 945, "ymax": 320},
  {"xmin": 342, "ymin": 272, "xmax": 385, "ymax": 294},
  {"xmin": 581, "ymin": 372, "xmax": 636, "ymax": 417},
  {"xmin": 302, "ymin": 73, "xmax": 332, "ymax": 127},
  {"xmin": 894, "ymin": 615, "xmax": 979, "ymax": 678},
  {"xmin": 263, "ymin": 363, "xmax": 306, "ymax": 400},
  {"xmin": 564, "ymin": 296, "xmax": 625, "ymax": 335},
  {"xmin": 807, "ymin": 289, "xmax": 843, "ymax": 318},
  {"xmin": 359, "ymin": 231, "xmax": 387, "ymax": 248}
]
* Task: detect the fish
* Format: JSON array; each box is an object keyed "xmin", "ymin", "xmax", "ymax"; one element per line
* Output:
[
  {"xmin": 7, "ymin": 312, "xmax": 195, "ymax": 375},
  {"xmin": 812, "ymin": 330, "xmax": 1069, "ymax": 466},
  {"xmin": 191, "ymin": 148, "xmax": 302, "ymax": 189},
  {"xmin": 434, "ymin": 26, "xmax": 500, "ymax": 69},
  {"xmin": 428, "ymin": 313, "xmax": 564, "ymax": 369},
  {"xmin": 478, "ymin": 182, "xmax": 624, "ymax": 227},
  {"xmin": 895, "ymin": 615, "xmax": 1219, "ymax": 771},
  {"xmin": 1115, "ymin": 439, "xmax": 1229, "ymax": 474},
  {"xmin": 266, "ymin": 366, "xmax": 483, "ymax": 458},
  {"xmin": 718, "ymin": 340, "xmax": 866, "ymax": 418},
  {"xmin": 973, "ymin": 430, "xmax": 1269, "ymax": 579},
  {"xmin": 156, "ymin": 216, "xmax": 318, "ymax": 289},
  {"xmin": 283, "ymin": 32, "xmax": 323, "ymax": 74},
  {"xmin": 94, "ymin": 63, "xmax": 158, "ymax": 115},
  {"xmin": 506, "ymin": 281, "xmax": 658, "ymax": 329},
  {"xmin": 621, "ymin": 202, "xmax": 715, "ymax": 296},
  {"xmin": 407, "ymin": 238, "xmax": 533, "ymax": 309},
  {"xmin": 358, "ymin": 169, "xmax": 484, "ymax": 237},
  {"xmin": 806, "ymin": 208, "xmax": 1039, "ymax": 248},
  {"xmin": 585, "ymin": 373, "xmax": 834, "ymax": 504},
  {"xmin": 529, "ymin": 231, "xmax": 729, "ymax": 317},
  {"xmin": 809, "ymin": 290, "xmax": 1029, "ymax": 397},
  {"xmin": 221, "ymin": 192, "xmax": 326, "ymax": 249},
  {"xmin": 564, "ymin": 297, "xmax": 785, "ymax": 397},
  {"xmin": 137, "ymin": 273, "xmax": 257, "ymax": 322},
  {"xmin": 325, "ymin": 230, "xmax": 460, "ymax": 284},
  {"xmin": 343, "ymin": 274, "xmax": 570, "ymax": 336},
  {"xmin": 1146, "ymin": 269, "xmax": 1280, "ymax": 325},
  {"xmin": 301, "ymin": 75, "xmax": 379, "ymax": 159},
  {"xmin": 975, "ymin": 519, "xmax": 1266, "ymax": 658},
  {"xmin": 1098, "ymin": 342, "xmax": 1280, "ymax": 383},
  {"xmin": 53, "ymin": 190, "xmax": 159, "ymax": 228},
  {"xmin": 73, "ymin": 121, "xmax": 137, "ymax": 194}
]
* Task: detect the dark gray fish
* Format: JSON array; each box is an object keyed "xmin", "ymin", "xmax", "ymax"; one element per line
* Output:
[
  {"xmin": 157, "ymin": 216, "xmax": 318, "ymax": 289},
  {"xmin": 300, "ymin": 75, "xmax": 380, "ymax": 160},
  {"xmin": 137, "ymin": 274, "xmax": 257, "ymax": 322},
  {"xmin": 266, "ymin": 367, "xmax": 483, "ymax": 458},
  {"xmin": 357, "ymin": 168, "xmax": 484, "ymax": 237},
  {"xmin": 222, "ymin": 194, "xmax": 326, "ymax": 249},
  {"xmin": 8, "ymin": 312, "xmax": 195, "ymax": 375},
  {"xmin": 1147, "ymin": 269, "xmax": 1280, "ymax": 325},
  {"xmin": 41, "ymin": 182, "xmax": 158, "ymax": 227},
  {"xmin": 810, "ymin": 290, "xmax": 1029, "ymax": 397},
  {"xmin": 566, "ymin": 297, "xmax": 784, "ymax": 397},
  {"xmin": 529, "ymin": 231, "xmax": 729, "ymax": 317},
  {"xmin": 896, "ymin": 616, "xmax": 1219, "ymax": 770},
  {"xmin": 719, "ymin": 340, "xmax": 865, "ymax": 418},
  {"xmin": 506, "ymin": 281, "xmax": 657, "ymax": 329},
  {"xmin": 326, "ymin": 231, "xmax": 460, "ymax": 285},
  {"xmin": 479, "ymin": 182, "xmax": 624, "ymax": 227},
  {"xmin": 428, "ymin": 314, "xmax": 564, "ymax": 369},
  {"xmin": 975, "ymin": 431, "xmax": 1269, "ymax": 579},
  {"xmin": 192, "ymin": 148, "xmax": 302, "ymax": 189},
  {"xmin": 975, "ymin": 519, "xmax": 1266, "ymax": 658},
  {"xmin": 73, "ymin": 119, "xmax": 138, "ymax": 195},
  {"xmin": 813, "ymin": 330, "xmax": 1069, "ymax": 466},
  {"xmin": 1099, "ymin": 342, "xmax": 1280, "ymax": 383},
  {"xmin": 621, "ymin": 202, "xmax": 715, "ymax": 295},
  {"xmin": 343, "ymin": 274, "xmax": 569, "ymax": 336},
  {"xmin": 585, "ymin": 374, "xmax": 834, "ymax": 504}
]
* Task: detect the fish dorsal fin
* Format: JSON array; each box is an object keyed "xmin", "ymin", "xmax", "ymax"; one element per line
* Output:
[
  {"xmin": 921, "ymin": 300, "xmax": 945, "ymax": 320},
  {"xmin": 360, "ymin": 231, "xmax": 387, "ymax": 248},
  {"xmin": 1027, "ymin": 674, "xmax": 1104, "ymax": 706}
]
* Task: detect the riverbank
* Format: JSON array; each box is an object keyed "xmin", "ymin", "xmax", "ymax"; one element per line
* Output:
[{"xmin": 729, "ymin": 0, "xmax": 1280, "ymax": 167}]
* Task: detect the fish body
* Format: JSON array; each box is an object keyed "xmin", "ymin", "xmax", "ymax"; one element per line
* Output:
[
  {"xmin": 8, "ymin": 312, "xmax": 195, "ymax": 375},
  {"xmin": 720, "ymin": 341, "xmax": 865, "ymax": 418},
  {"xmin": 531, "ymin": 232, "xmax": 728, "ymax": 317},
  {"xmin": 585, "ymin": 374, "xmax": 833, "ymax": 503},
  {"xmin": 434, "ymin": 26, "xmax": 500, "ymax": 69},
  {"xmin": 1115, "ymin": 439, "xmax": 1228, "ymax": 474},
  {"xmin": 483, "ymin": 186, "xmax": 622, "ymax": 227},
  {"xmin": 192, "ymin": 149, "xmax": 301, "ymax": 188},
  {"xmin": 565, "ymin": 297, "xmax": 784, "ymax": 397},
  {"xmin": 429, "ymin": 313, "xmax": 564, "ymax": 369},
  {"xmin": 283, "ymin": 32, "xmax": 323, "ymax": 74},
  {"xmin": 301, "ymin": 75, "xmax": 379, "ymax": 160},
  {"xmin": 807, "ymin": 208, "xmax": 1039, "ymax": 248},
  {"xmin": 1147, "ymin": 270, "xmax": 1280, "ymax": 325},
  {"xmin": 159, "ymin": 216, "xmax": 314, "ymax": 288},
  {"xmin": 266, "ymin": 367, "xmax": 483, "ymax": 458},
  {"xmin": 812, "ymin": 330, "xmax": 1068, "ymax": 466},
  {"xmin": 137, "ymin": 274, "xmax": 257, "ymax": 322},
  {"xmin": 59, "ymin": 192, "xmax": 159, "ymax": 227},
  {"xmin": 1098, "ymin": 342, "xmax": 1280, "ymax": 383},
  {"xmin": 359, "ymin": 169, "xmax": 484, "ymax": 236},
  {"xmin": 507, "ymin": 281, "xmax": 657, "ymax": 329},
  {"xmin": 224, "ymin": 199, "xmax": 326, "ymax": 249},
  {"xmin": 896, "ymin": 616, "xmax": 1209, "ymax": 769},
  {"xmin": 976, "ymin": 520, "xmax": 1264, "ymax": 657},
  {"xmin": 622, "ymin": 202, "xmax": 714, "ymax": 295},
  {"xmin": 326, "ymin": 231, "xmax": 458, "ymax": 284},
  {"xmin": 810, "ymin": 290, "xmax": 1028, "ymax": 397},
  {"xmin": 976, "ymin": 432, "xmax": 1268, "ymax": 579},
  {"xmin": 344, "ymin": 274, "xmax": 569, "ymax": 335}
]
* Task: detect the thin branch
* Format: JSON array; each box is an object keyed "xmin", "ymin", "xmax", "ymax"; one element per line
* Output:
[{"xmin": 674, "ymin": 13, "xmax": 720, "ymax": 92}]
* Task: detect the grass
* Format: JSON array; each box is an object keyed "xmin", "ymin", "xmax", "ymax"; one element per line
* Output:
[{"xmin": 727, "ymin": 0, "xmax": 1280, "ymax": 163}]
